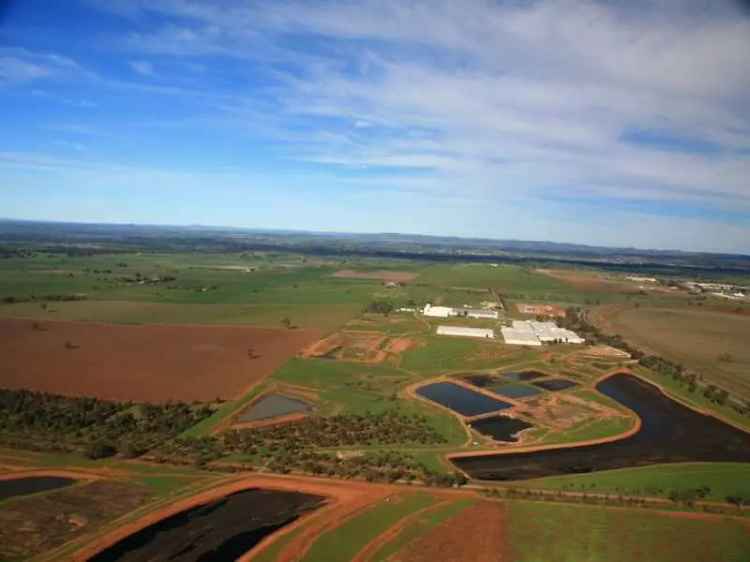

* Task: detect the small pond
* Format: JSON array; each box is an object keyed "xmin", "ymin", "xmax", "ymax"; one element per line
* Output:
[
  {"xmin": 89, "ymin": 488, "xmax": 324, "ymax": 562},
  {"xmin": 458, "ymin": 373, "xmax": 498, "ymax": 388},
  {"xmin": 503, "ymin": 371, "xmax": 544, "ymax": 382},
  {"xmin": 452, "ymin": 373, "xmax": 750, "ymax": 480},
  {"xmin": 236, "ymin": 394, "xmax": 313, "ymax": 423},
  {"xmin": 471, "ymin": 416, "xmax": 533, "ymax": 442},
  {"xmin": 533, "ymin": 378, "xmax": 578, "ymax": 391},
  {"xmin": 416, "ymin": 382, "xmax": 512, "ymax": 417},
  {"xmin": 0, "ymin": 476, "xmax": 76, "ymax": 502},
  {"xmin": 490, "ymin": 383, "xmax": 541, "ymax": 399}
]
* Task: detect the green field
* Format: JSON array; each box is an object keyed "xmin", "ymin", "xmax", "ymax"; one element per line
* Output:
[
  {"xmin": 271, "ymin": 358, "xmax": 467, "ymax": 447},
  {"xmin": 506, "ymin": 499, "xmax": 750, "ymax": 562},
  {"xmin": 521, "ymin": 462, "xmax": 750, "ymax": 502},
  {"xmin": 0, "ymin": 252, "xmax": 379, "ymax": 330},
  {"xmin": 301, "ymin": 493, "xmax": 436, "ymax": 562}
]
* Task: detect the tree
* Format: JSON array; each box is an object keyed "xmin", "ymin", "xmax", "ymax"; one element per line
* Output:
[
  {"xmin": 85, "ymin": 440, "xmax": 117, "ymax": 460},
  {"xmin": 281, "ymin": 317, "xmax": 292, "ymax": 329}
]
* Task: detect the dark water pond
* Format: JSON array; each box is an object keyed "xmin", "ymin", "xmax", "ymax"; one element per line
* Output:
[
  {"xmin": 458, "ymin": 373, "xmax": 498, "ymax": 388},
  {"xmin": 453, "ymin": 373, "xmax": 750, "ymax": 480},
  {"xmin": 471, "ymin": 416, "xmax": 533, "ymax": 442},
  {"xmin": 0, "ymin": 476, "xmax": 76, "ymax": 501},
  {"xmin": 89, "ymin": 488, "xmax": 324, "ymax": 562},
  {"xmin": 490, "ymin": 383, "xmax": 541, "ymax": 399},
  {"xmin": 503, "ymin": 371, "xmax": 544, "ymax": 382},
  {"xmin": 416, "ymin": 382, "xmax": 512, "ymax": 417},
  {"xmin": 533, "ymin": 378, "xmax": 578, "ymax": 391},
  {"xmin": 236, "ymin": 394, "xmax": 313, "ymax": 423}
]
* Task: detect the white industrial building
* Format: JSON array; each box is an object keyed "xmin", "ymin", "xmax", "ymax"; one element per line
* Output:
[
  {"xmin": 423, "ymin": 304, "xmax": 499, "ymax": 320},
  {"xmin": 437, "ymin": 325, "xmax": 495, "ymax": 339},
  {"xmin": 502, "ymin": 320, "xmax": 584, "ymax": 346},
  {"xmin": 462, "ymin": 308, "xmax": 499, "ymax": 320},
  {"xmin": 500, "ymin": 327, "xmax": 543, "ymax": 346},
  {"xmin": 423, "ymin": 304, "xmax": 455, "ymax": 318}
]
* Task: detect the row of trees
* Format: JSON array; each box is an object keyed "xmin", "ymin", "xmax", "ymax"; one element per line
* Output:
[
  {"xmin": 1, "ymin": 294, "xmax": 87, "ymax": 305},
  {"xmin": 561, "ymin": 307, "xmax": 750, "ymax": 417},
  {"xmin": 0, "ymin": 388, "xmax": 215, "ymax": 459}
]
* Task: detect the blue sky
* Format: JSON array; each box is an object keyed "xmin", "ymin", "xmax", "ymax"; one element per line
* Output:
[{"xmin": 1, "ymin": 0, "xmax": 749, "ymax": 253}]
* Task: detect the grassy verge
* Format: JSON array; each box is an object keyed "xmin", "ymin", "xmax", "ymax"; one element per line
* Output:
[
  {"xmin": 517, "ymin": 462, "xmax": 750, "ymax": 502},
  {"xmin": 536, "ymin": 415, "xmax": 635, "ymax": 446},
  {"xmin": 633, "ymin": 366, "xmax": 750, "ymax": 432},
  {"xmin": 371, "ymin": 498, "xmax": 475, "ymax": 561},
  {"xmin": 180, "ymin": 385, "xmax": 266, "ymax": 438},
  {"xmin": 300, "ymin": 493, "xmax": 436, "ymax": 562},
  {"xmin": 252, "ymin": 525, "xmax": 305, "ymax": 562}
]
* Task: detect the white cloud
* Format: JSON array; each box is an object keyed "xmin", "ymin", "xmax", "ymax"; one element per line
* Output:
[
  {"xmin": 129, "ymin": 60, "xmax": 155, "ymax": 76},
  {"xmin": 25, "ymin": 1, "xmax": 750, "ymax": 250}
]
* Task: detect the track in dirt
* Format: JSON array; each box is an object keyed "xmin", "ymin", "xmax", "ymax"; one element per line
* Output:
[
  {"xmin": 393, "ymin": 501, "xmax": 509, "ymax": 562},
  {"xmin": 71, "ymin": 474, "xmax": 393, "ymax": 562},
  {"xmin": 0, "ymin": 318, "xmax": 320, "ymax": 402}
]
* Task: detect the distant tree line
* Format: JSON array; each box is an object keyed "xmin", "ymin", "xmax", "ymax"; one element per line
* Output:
[{"xmin": 1, "ymin": 294, "xmax": 88, "ymax": 305}]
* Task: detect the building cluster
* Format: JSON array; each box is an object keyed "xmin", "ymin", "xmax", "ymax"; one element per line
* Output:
[
  {"xmin": 422, "ymin": 304, "xmax": 499, "ymax": 320},
  {"xmin": 501, "ymin": 320, "xmax": 584, "ymax": 346}
]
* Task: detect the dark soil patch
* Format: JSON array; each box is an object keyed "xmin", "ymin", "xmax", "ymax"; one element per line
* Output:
[
  {"xmin": 89, "ymin": 488, "xmax": 324, "ymax": 562},
  {"xmin": 532, "ymin": 378, "xmax": 578, "ymax": 391},
  {"xmin": 0, "ymin": 476, "xmax": 76, "ymax": 502},
  {"xmin": 0, "ymin": 480, "xmax": 151, "ymax": 560}
]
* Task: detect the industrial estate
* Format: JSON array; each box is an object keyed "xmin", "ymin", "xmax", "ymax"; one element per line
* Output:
[{"xmin": 1, "ymin": 223, "xmax": 749, "ymax": 562}]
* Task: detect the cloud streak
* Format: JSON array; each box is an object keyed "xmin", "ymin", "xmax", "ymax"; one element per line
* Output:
[{"xmin": 2, "ymin": 0, "xmax": 749, "ymax": 251}]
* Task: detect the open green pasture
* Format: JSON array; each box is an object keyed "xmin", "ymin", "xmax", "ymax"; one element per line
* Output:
[
  {"xmin": 519, "ymin": 462, "xmax": 750, "ymax": 502},
  {"xmin": 271, "ymin": 358, "xmax": 466, "ymax": 446},
  {"xmin": 400, "ymin": 334, "xmax": 532, "ymax": 374},
  {"xmin": 507, "ymin": 499, "xmax": 750, "ymax": 562}
]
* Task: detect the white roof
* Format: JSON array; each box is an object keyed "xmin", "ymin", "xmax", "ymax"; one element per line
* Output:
[
  {"xmin": 501, "ymin": 327, "xmax": 542, "ymax": 346},
  {"xmin": 504, "ymin": 320, "xmax": 584, "ymax": 345},
  {"xmin": 437, "ymin": 325, "xmax": 494, "ymax": 338}
]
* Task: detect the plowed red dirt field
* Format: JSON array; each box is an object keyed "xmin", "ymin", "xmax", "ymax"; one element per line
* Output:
[
  {"xmin": 0, "ymin": 318, "xmax": 320, "ymax": 402},
  {"xmin": 393, "ymin": 501, "xmax": 509, "ymax": 562}
]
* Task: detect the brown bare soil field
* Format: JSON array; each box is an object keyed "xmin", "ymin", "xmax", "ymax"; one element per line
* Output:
[
  {"xmin": 577, "ymin": 345, "xmax": 632, "ymax": 359},
  {"xmin": 516, "ymin": 303, "xmax": 566, "ymax": 317},
  {"xmin": 517, "ymin": 393, "xmax": 617, "ymax": 431},
  {"xmin": 302, "ymin": 331, "xmax": 414, "ymax": 363},
  {"xmin": 352, "ymin": 500, "xmax": 452, "ymax": 562},
  {"xmin": 0, "ymin": 318, "xmax": 320, "ymax": 403},
  {"xmin": 1, "ymin": 479, "xmax": 152, "ymax": 561},
  {"xmin": 333, "ymin": 269, "xmax": 418, "ymax": 282},
  {"xmin": 590, "ymin": 305, "xmax": 750, "ymax": 400},
  {"xmin": 393, "ymin": 501, "xmax": 510, "ymax": 562},
  {"xmin": 385, "ymin": 337, "xmax": 415, "ymax": 354},
  {"xmin": 537, "ymin": 268, "xmax": 634, "ymax": 293}
]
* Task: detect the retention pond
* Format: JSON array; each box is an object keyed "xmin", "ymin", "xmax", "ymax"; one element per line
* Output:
[
  {"xmin": 89, "ymin": 488, "xmax": 324, "ymax": 562},
  {"xmin": 236, "ymin": 394, "xmax": 313, "ymax": 423},
  {"xmin": 0, "ymin": 476, "xmax": 76, "ymax": 502},
  {"xmin": 416, "ymin": 382, "xmax": 512, "ymax": 417},
  {"xmin": 453, "ymin": 373, "xmax": 750, "ymax": 480},
  {"xmin": 471, "ymin": 416, "xmax": 533, "ymax": 442}
]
